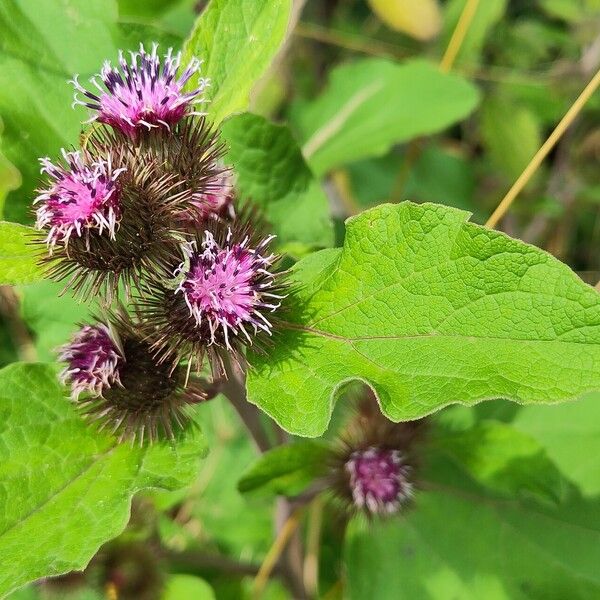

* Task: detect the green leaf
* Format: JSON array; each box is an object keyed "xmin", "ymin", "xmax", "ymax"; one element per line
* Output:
[
  {"xmin": 0, "ymin": 120, "xmax": 21, "ymax": 218},
  {"xmin": 345, "ymin": 427, "xmax": 600, "ymax": 599},
  {"xmin": 348, "ymin": 144, "xmax": 476, "ymax": 213},
  {"xmin": 512, "ymin": 391, "xmax": 600, "ymax": 497},
  {"xmin": 0, "ymin": 0, "xmax": 119, "ymax": 222},
  {"xmin": 182, "ymin": 0, "xmax": 291, "ymax": 126},
  {"xmin": 539, "ymin": 0, "xmax": 586, "ymax": 22},
  {"xmin": 345, "ymin": 489, "xmax": 600, "ymax": 599},
  {"xmin": 296, "ymin": 59, "xmax": 480, "ymax": 176},
  {"xmin": 163, "ymin": 575, "xmax": 215, "ymax": 600},
  {"xmin": 221, "ymin": 113, "xmax": 333, "ymax": 247},
  {"xmin": 440, "ymin": 0, "xmax": 507, "ymax": 67},
  {"xmin": 20, "ymin": 280, "xmax": 91, "ymax": 361},
  {"xmin": 247, "ymin": 202, "xmax": 600, "ymax": 437},
  {"xmin": 238, "ymin": 441, "xmax": 329, "ymax": 496},
  {"xmin": 0, "ymin": 363, "xmax": 206, "ymax": 597},
  {"xmin": 480, "ymin": 94, "xmax": 543, "ymax": 182},
  {"xmin": 431, "ymin": 420, "xmax": 566, "ymax": 503},
  {"xmin": 0, "ymin": 222, "xmax": 45, "ymax": 284}
]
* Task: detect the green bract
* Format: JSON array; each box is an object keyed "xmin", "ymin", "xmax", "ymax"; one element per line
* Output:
[{"xmin": 248, "ymin": 202, "xmax": 600, "ymax": 436}]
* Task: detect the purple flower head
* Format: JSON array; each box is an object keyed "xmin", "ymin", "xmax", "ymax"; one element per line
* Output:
[
  {"xmin": 58, "ymin": 324, "xmax": 123, "ymax": 399},
  {"xmin": 71, "ymin": 43, "xmax": 209, "ymax": 137},
  {"xmin": 345, "ymin": 447, "xmax": 413, "ymax": 515},
  {"xmin": 176, "ymin": 228, "xmax": 281, "ymax": 349},
  {"xmin": 34, "ymin": 150, "xmax": 124, "ymax": 250},
  {"xmin": 58, "ymin": 313, "xmax": 205, "ymax": 442}
]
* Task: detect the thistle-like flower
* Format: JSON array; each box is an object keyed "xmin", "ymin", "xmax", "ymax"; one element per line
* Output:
[
  {"xmin": 34, "ymin": 150, "xmax": 124, "ymax": 251},
  {"xmin": 71, "ymin": 43, "xmax": 209, "ymax": 137},
  {"xmin": 142, "ymin": 214, "xmax": 285, "ymax": 373},
  {"xmin": 38, "ymin": 120, "xmax": 225, "ymax": 299},
  {"xmin": 58, "ymin": 313, "xmax": 204, "ymax": 442},
  {"xmin": 345, "ymin": 447, "xmax": 412, "ymax": 515},
  {"xmin": 327, "ymin": 394, "xmax": 425, "ymax": 518},
  {"xmin": 58, "ymin": 323, "xmax": 123, "ymax": 399}
]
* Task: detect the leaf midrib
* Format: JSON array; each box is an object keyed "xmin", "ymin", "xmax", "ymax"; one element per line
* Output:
[
  {"xmin": 284, "ymin": 322, "xmax": 600, "ymax": 347},
  {"xmin": 0, "ymin": 445, "xmax": 116, "ymax": 541}
]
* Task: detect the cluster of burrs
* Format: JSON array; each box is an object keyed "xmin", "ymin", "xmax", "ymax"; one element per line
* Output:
[{"xmin": 34, "ymin": 44, "xmax": 286, "ymax": 442}]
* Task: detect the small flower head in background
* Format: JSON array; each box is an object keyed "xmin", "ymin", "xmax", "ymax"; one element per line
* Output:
[
  {"xmin": 71, "ymin": 43, "xmax": 209, "ymax": 138},
  {"xmin": 345, "ymin": 447, "xmax": 412, "ymax": 515},
  {"xmin": 191, "ymin": 165, "xmax": 235, "ymax": 221},
  {"xmin": 327, "ymin": 392, "xmax": 426, "ymax": 518},
  {"xmin": 34, "ymin": 150, "xmax": 124, "ymax": 251},
  {"xmin": 142, "ymin": 211, "xmax": 286, "ymax": 374},
  {"xmin": 58, "ymin": 313, "xmax": 205, "ymax": 442}
]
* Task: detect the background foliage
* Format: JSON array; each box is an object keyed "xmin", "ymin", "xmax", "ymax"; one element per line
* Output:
[{"xmin": 1, "ymin": 0, "xmax": 600, "ymax": 599}]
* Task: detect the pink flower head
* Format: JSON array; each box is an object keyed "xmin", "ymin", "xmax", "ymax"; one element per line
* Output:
[
  {"xmin": 71, "ymin": 43, "xmax": 209, "ymax": 137},
  {"xmin": 346, "ymin": 447, "xmax": 413, "ymax": 515},
  {"xmin": 58, "ymin": 324, "xmax": 124, "ymax": 399},
  {"xmin": 34, "ymin": 150, "xmax": 124, "ymax": 250},
  {"xmin": 175, "ymin": 229, "xmax": 282, "ymax": 349}
]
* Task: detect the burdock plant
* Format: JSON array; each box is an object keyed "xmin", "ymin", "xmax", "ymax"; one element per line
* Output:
[
  {"xmin": 33, "ymin": 43, "xmax": 286, "ymax": 441},
  {"xmin": 5, "ymin": 2, "xmax": 600, "ymax": 598}
]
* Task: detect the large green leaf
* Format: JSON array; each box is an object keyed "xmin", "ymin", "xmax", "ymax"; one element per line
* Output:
[
  {"xmin": 221, "ymin": 113, "xmax": 333, "ymax": 247},
  {"xmin": 345, "ymin": 424, "xmax": 600, "ymax": 599},
  {"xmin": 431, "ymin": 421, "xmax": 566, "ymax": 504},
  {"xmin": 0, "ymin": 0, "xmax": 119, "ymax": 222},
  {"xmin": 20, "ymin": 280, "xmax": 91, "ymax": 361},
  {"xmin": 0, "ymin": 363, "xmax": 206, "ymax": 597},
  {"xmin": 0, "ymin": 222, "xmax": 45, "ymax": 285},
  {"xmin": 345, "ymin": 488, "xmax": 600, "ymax": 599},
  {"xmin": 182, "ymin": 0, "xmax": 291, "ymax": 126},
  {"xmin": 295, "ymin": 59, "xmax": 480, "ymax": 176},
  {"xmin": 247, "ymin": 202, "xmax": 600, "ymax": 437},
  {"xmin": 512, "ymin": 391, "xmax": 600, "ymax": 497}
]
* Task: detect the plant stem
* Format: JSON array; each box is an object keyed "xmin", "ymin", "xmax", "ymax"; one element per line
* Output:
[
  {"xmin": 440, "ymin": 0, "xmax": 480, "ymax": 73},
  {"xmin": 220, "ymin": 358, "xmax": 272, "ymax": 453},
  {"xmin": 166, "ymin": 548, "xmax": 266, "ymax": 577},
  {"xmin": 303, "ymin": 496, "xmax": 324, "ymax": 597},
  {"xmin": 295, "ymin": 22, "xmax": 408, "ymax": 60},
  {"xmin": 253, "ymin": 506, "xmax": 304, "ymax": 599},
  {"xmin": 0, "ymin": 286, "xmax": 36, "ymax": 362},
  {"xmin": 486, "ymin": 65, "xmax": 600, "ymax": 229}
]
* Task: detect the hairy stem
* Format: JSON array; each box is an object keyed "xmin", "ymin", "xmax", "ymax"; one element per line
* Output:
[{"xmin": 220, "ymin": 358, "xmax": 272, "ymax": 453}]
